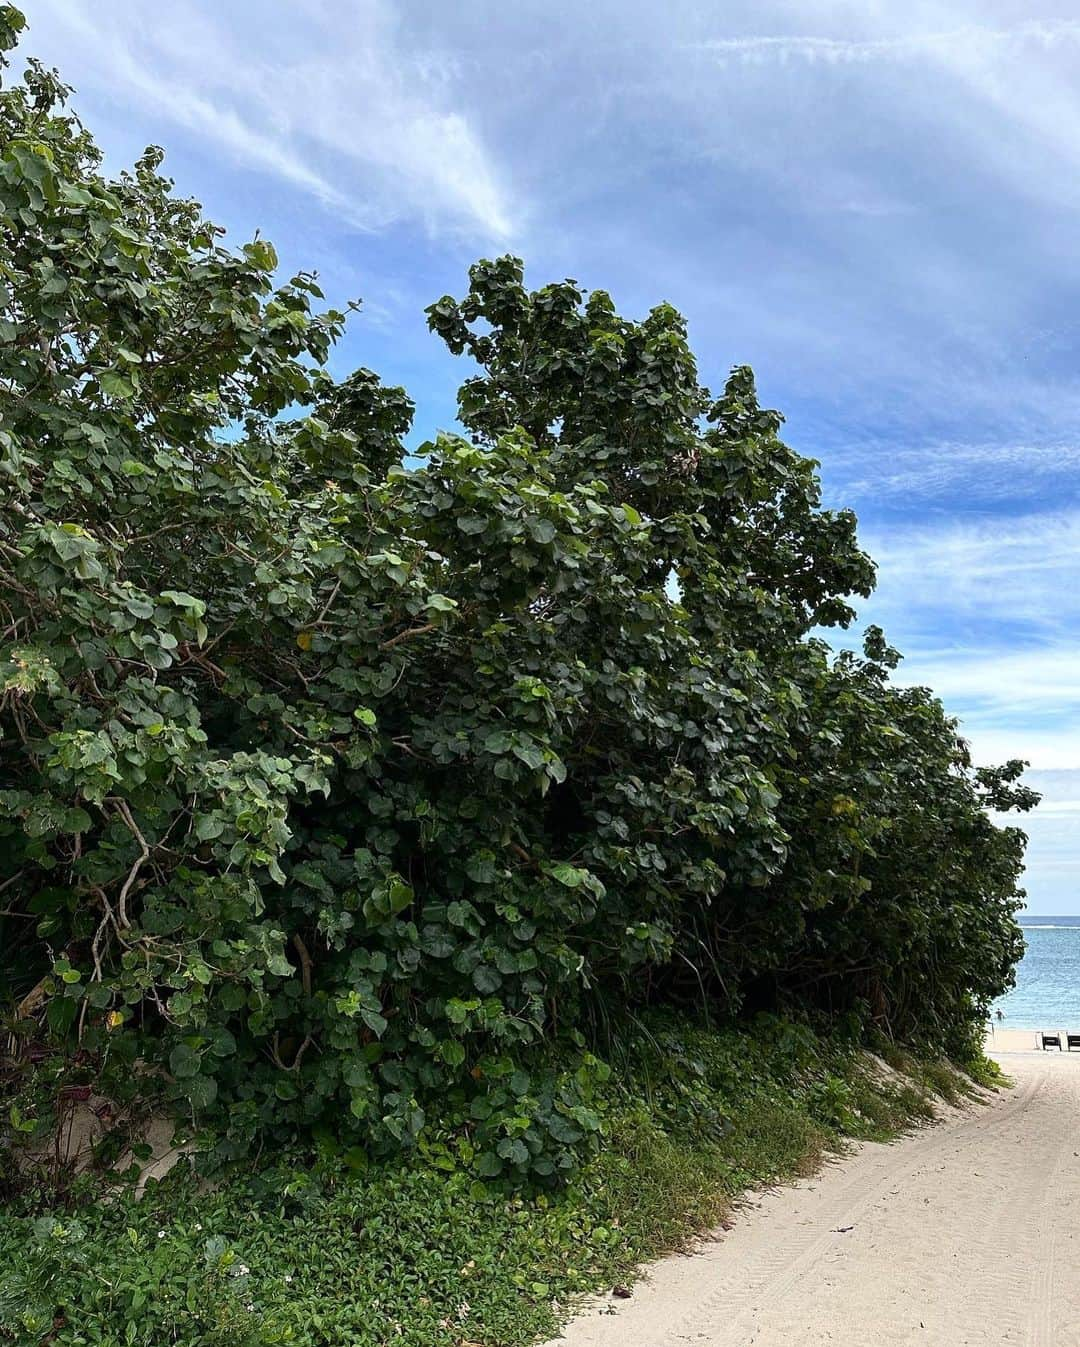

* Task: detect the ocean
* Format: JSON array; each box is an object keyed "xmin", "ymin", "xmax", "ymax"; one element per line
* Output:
[{"xmin": 990, "ymin": 917, "xmax": 1080, "ymax": 1029}]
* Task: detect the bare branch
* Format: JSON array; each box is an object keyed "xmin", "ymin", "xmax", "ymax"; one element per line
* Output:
[{"xmin": 379, "ymin": 623, "xmax": 436, "ymax": 651}]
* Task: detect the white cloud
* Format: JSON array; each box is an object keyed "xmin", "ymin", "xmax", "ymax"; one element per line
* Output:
[
  {"xmin": 863, "ymin": 509, "xmax": 1080, "ymax": 637},
  {"xmin": 839, "ymin": 505, "xmax": 1080, "ymax": 903},
  {"xmin": 26, "ymin": 0, "xmax": 512, "ymax": 240},
  {"xmin": 692, "ymin": 21, "xmax": 1080, "ymax": 69},
  {"xmin": 899, "ymin": 648, "xmax": 1080, "ymax": 713},
  {"xmin": 992, "ymin": 770, "xmax": 1080, "ymax": 909},
  {"xmin": 917, "ymin": 11, "xmax": 1080, "ymax": 219},
  {"xmin": 848, "ymin": 510, "xmax": 1080, "ymax": 774},
  {"xmin": 966, "ymin": 727, "xmax": 1080, "ymax": 773},
  {"xmin": 827, "ymin": 439, "xmax": 1080, "ymax": 509}
]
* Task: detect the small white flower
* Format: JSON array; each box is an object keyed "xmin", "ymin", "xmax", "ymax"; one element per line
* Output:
[
  {"xmin": 237, "ymin": 1264, "xmax": 250, "ymax": 1277},
  {"xmin": 157, "ymin": 1231, "xmax": 165, "ymax": 1239},
  {"xmin": 247, "ymin": 1304, "xmax": 255, "ymax": 1312},
  {"xmin": 194, "ymin": 1223, "xmax": 202, "ymax": 1231},
  {"xmin": 284, "ymin": 1275, "xmax": 293, "ymax": 1284}
]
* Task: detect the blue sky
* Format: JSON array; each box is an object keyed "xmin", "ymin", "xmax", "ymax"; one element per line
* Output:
[{"xmin": 21, "ymin": 0, "xmax": 1080, "ymax": 911}]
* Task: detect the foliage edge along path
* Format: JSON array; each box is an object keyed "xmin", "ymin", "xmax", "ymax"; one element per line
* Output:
[{"xmin": 0, "ymin": 1, "xmax": 1037, "ymax": 1186}]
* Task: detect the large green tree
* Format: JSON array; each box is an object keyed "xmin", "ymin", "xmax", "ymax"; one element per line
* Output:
[{"xmin": 0, "ymin": 5, "xmax": 1033, "ymax": 1181}]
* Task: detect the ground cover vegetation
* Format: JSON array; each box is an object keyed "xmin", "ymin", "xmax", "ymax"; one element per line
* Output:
[
  {"xmin": 0, "ymin": 0, "xmax": 1036, "ymax": 1273},
  {"xmin": 0, "ymin": 1018, "xmax": 978, "ymax": 1347}
]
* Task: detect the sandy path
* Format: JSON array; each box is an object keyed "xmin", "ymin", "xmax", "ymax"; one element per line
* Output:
[{"xmin": 549, "ymin": 1053, "xmax": 1080, "ymax": 1346}]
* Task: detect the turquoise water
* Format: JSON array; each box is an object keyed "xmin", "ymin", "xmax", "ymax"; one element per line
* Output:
[{"xmin": 990, "ymin": 918, "xmax": 1080, "ymax": 1029}]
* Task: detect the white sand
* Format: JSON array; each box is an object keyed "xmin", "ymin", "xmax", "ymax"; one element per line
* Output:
[
  {"xmin": 547, "ymin": 1051, "xmax": 1080, "ymax": 1345},
  {"xmin": 988, "ymin": 1027, "xmax": 1080, "ymax": 1054}
]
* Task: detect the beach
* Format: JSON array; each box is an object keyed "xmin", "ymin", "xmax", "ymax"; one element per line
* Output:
[
  {"xmin": 549, "ymin": 1048, "xmax": 1080, "ymax": 1345},
  {"xmin": 989, "ymin": 1026, "xmax": 1080, "ymax": 1053}
]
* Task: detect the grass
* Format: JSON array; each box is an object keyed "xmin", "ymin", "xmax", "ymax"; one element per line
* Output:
[{"xmin": 0, "ymin": 1016, "xmax": 985, "ymax": 1347}]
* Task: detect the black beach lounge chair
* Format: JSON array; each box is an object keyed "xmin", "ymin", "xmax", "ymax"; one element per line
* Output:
[
  {"xmin": 1042, "ymin": 1033, "xmax": 1062, "ymax": 1050},
  {"xmin": 1068, "ymin": 1034, "xmax": 1080, "ymax": 1051}
]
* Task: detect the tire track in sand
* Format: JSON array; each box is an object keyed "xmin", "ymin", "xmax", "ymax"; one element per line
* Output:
[
  {"xmin": 656, "ymin": 1063, "xmax": 1048, "ymax": 1345},
  {"xmin": 549, "ymin": 1056, "xmax": 1078, "ymax": 1347}
]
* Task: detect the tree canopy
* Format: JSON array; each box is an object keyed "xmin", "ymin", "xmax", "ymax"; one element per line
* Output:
[{"xmin": 0, "ymin": 4, "xmax": 1036, "ymax": 1184}]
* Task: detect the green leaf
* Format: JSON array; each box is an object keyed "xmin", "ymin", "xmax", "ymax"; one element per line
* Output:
[
  {"xmin": 424, "ymin": 593, "xmax": 458, "ymax": 612},
  {"xmin": 472, "ymin": 965, "xmax": 502, "ymax": 994},
  {"xmin": 547, "ymin": 862, "xmax": 586, "ymax": 888},
  {"xmin": 194, "ymin": 814, "xmax": 225, "ymax": 841},
  {"xmin": 96, "ymin": 370, "xmax": 134, "ymax": 399},
  {"xmin": 244, "ymin": 238, "xmax": 278, "ymax": 271},
  {"xmin": 184, "ymin": 1073, "xmax": 218, "ymax": 1110},
  {"xmin": 159, "ymin": 591, "xmax": 206, "ymax": 618},
  {"xmin": 465, "ymin": 852, "xmax": 497, "ymax": 885},
  {"xmin": 527, "ymin": 518, "xmax": 556, "ymax": 544},
  {"xmin": 169, "ymin": 1044, "xmax": 202, "ymax": 1080},
  {"xmin": 439, "ymin": 1039, "xmax": 466, "ymax": 1067}
]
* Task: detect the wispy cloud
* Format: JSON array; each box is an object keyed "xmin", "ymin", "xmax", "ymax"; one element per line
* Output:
[
  {"xmin": 826, "ymin": 440, "xmax": 1080, "ymax": 510},
  {"xmin": 28, "ymin": 0, "xmax": 513, "ymax": 239},
  {"xmin": 847, "ymin": 509, "xmax": 1080, "ymax": 777},
  {"xmin": 964, "ymin": 728, "xmax": 1080, "ymax": 774},
  {"xmin": 991, "ymin": 767, "xmax": 1080, "ymax": 906},
  {"xmin": 1021, "ymin": 800, "xmax": 1080, "ymax": 815},
  {"xmin": 692, "ymin": 21, "xmax": 1080, "ymax": 68},
  {"xmin": 897, "ymin": 646, "xmax": 1080, "ymax": 723},
  {"xmin": 862, "ymin": 509, "xmax": 1080, "ymax": 638}
]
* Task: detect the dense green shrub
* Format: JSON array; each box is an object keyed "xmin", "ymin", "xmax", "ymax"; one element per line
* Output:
[{"xmin": 0, "ymin": 3, "xmax": 1034, "ymax": 1181}]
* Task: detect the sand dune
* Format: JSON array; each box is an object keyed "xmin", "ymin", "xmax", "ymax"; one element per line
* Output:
[{"xmin": 548, "ymin": 1051, "xmax": 1080, "ymax": 1345}]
